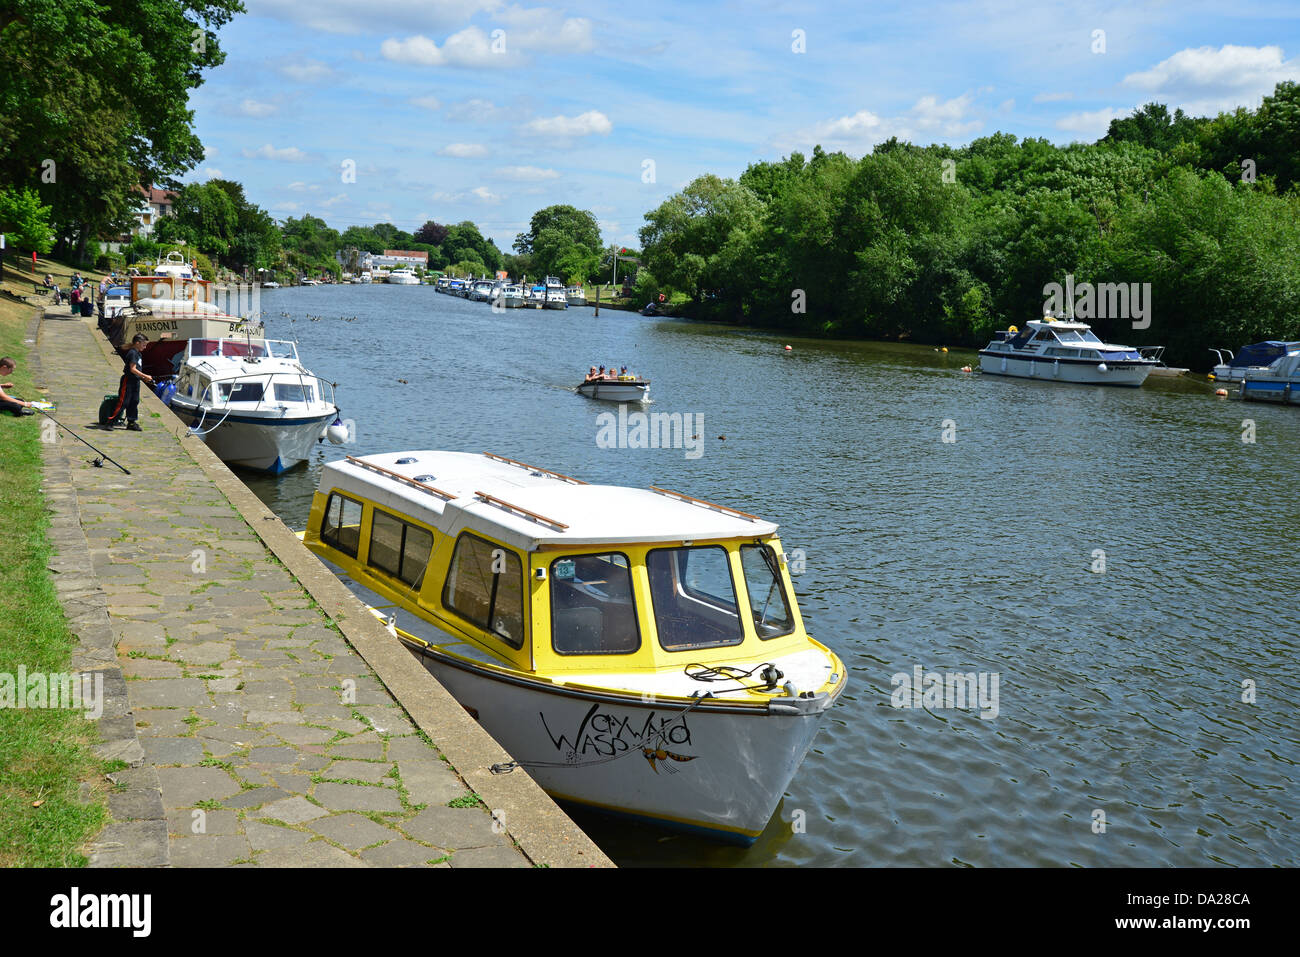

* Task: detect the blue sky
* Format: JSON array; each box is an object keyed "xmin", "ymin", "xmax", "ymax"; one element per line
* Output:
[{"xmin": 187, "ymin": 0, "xmax": 1300, "ymax": 252}]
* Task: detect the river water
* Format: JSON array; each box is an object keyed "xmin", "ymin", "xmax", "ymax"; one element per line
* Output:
[{"xmin": 240, "ymin": 284, "xmax": 1299, "ymax": 868}]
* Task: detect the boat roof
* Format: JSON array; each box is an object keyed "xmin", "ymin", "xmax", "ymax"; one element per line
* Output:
[
  {"xmin": 1028, "ymin": 318, "xmax": 1092, "ymax": 330},
  {"xmin": 320, "ymin": 451, "xmax": 779, "ymax": 552}
]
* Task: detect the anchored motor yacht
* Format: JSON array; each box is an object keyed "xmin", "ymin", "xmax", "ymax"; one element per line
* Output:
[{"xmin": 979, "ymin": 318, "xmax": 1157, "ymax": 386}]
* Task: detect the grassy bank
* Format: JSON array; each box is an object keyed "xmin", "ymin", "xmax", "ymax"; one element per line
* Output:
[{"xmin": 0, "ymin": 257, "xmax": 109, "ymax": 866}]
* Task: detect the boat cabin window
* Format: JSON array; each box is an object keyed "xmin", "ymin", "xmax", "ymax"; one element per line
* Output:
[
  {"xmin": 442, "ymin": 533, "xmax": 525, "ymax": 649},
  {"xmin": 273, "ymin": 382, "xmax": 315, "ymax": 403},
  {"xmin": 368, "ymin": 508, "xmax": 433, "ymax": 588},
  {"xmin": 1033, "ymin": 329, "xmax": 1056, "ymax": 342},
  {"xmin": 550, "ymin": 553, "xmax": 640, "ymax": 655},
  {"xmin": 218, "ymin": 381, "xmax": 264, "ymax": 402},
  {"xmin": 646, "ymin": 546, "xmax": 744, "ymax": 651},
  {"xmin": 740, "ymin": 545, "xmax": 795, "ymax": 639},
  {"xmin": 320, "ymin": 493, "xmax": 363, "ymax": 558}
]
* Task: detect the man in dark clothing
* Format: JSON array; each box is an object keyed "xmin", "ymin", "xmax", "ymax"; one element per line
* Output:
[{"xmin": 109, "ymin": 334, "xmax": 155, "ymax": 431}]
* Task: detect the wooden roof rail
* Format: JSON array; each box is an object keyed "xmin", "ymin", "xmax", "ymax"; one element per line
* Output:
[
  {"xmin": 649, "ymin": 486, "xmax": 761, "ymax": 522},
  {"xmin": 345, "ymin": 455, "xmax": 457, "ymax": 501},
  {"xmin": 473, "ymin": 491, "xmax": 569, "ymax": 530},
  {"xmin": 481, "ymin": 451, "xmax": 587, "ymax": 485}
]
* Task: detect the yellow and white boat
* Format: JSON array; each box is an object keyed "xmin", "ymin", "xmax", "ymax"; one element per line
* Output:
[{"xmin": 302, "ymin": 450, "xmax": 845, "ymax": 843}]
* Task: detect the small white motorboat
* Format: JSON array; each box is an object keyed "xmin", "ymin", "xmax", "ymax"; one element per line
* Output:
[
  {"xmin": 387, "ymin": 268, "xmax": 420, "ymax": 285},
  {"xmin": 565, "ymin": 285, "xmax": 586, "ymax": 306},
  {"xmin": 578, "ymin": 374, "xmax": 650, "ymax": 402},
  {"xmin": 168, "ymin": 337, "xmax": 342, "ymax": 474},
  {"xmin": 979, "ymin": 318, "xmax": 1157, "ymax": 386},
  {"xmin": 1137, "ymin": 346, "xmax": 1189, "ymax": 377}
]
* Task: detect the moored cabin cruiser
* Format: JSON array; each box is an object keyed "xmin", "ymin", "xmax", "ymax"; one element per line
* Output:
[
  {"xmin": 1240, "ymin": 351, "xmax": 1300, "ymax": 404},
  {"xmin": 470, "ymin": 280, "xmax": 495, "ymax": 302},
  {"xmin": 566, "ymin": 285, "xmax": 586, "ymax": 307},
  {"xmin": 979, "ymin": 318, "xmax": 1157, "ymax": 386},
  {"xmin": 302, "ymin": 451, "xmax": 845, "ymax": 842},
  {"xmin": 502, "ymin": 284, "xmax": 525, "ymax": 308},
  {"xmin": 544, "ymin": 288, "xmax": 569, "ymax": 310},
  {"xmin": 168, "ymin": 337, "xmax": 341, "ymax": 474},
  {"xmin": 1210, "ymin": 341, "xmax": 1300, "ymax": 383},
  {"xmin": 387, "ymin": 268, "xmax": 420, "ymax": 285}
]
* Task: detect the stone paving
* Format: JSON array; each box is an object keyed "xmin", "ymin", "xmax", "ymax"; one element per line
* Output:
[{"xmin": 36, "ymin": 310, "xmax": 530, "ymax": 867}]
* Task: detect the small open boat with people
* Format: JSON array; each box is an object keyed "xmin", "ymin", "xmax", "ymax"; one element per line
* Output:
[
  {"xmin": 167, "ymin": 337, "xmax": 343, "ymax": 473},
  {"xmin": 301, "ymin": 450, "xmax": 844, "ymax": 842},
  {"xmin": 979, "ymin": 318, "xmax": 1157, "ymax": 386},
  {"xmin": 578, "ymin": 367, "xmax": 650, "ymax": 402}
]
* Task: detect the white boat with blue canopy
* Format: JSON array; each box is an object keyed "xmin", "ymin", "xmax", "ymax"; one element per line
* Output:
[
  {"xmin": 301, "ymin": 450, "xmax": 845, "ymax": 842},
  {"xmin": 1240, "ymin": 351, "xmax": 1300, "ymax": 404},
  {"xmin": 979, "ymin": 318, "xmax": 1157, "ymax": 386},
  {"xmin": 168, "ymin": 337, "xmax": 343, "ymax": 474}
]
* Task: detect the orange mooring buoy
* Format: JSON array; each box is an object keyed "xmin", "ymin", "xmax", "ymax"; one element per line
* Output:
[{"xmin": 1214, "ymin": 388, "xmax": 1229, "ymax": 397}]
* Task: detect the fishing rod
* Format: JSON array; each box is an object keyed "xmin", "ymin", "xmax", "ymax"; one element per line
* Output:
[{"xmin": 32, "ymin": 406, "xmax": 131, "ymax": 474}]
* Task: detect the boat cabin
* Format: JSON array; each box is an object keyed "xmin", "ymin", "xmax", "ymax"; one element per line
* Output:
[{"xmin": 303, "ymin": 451, "xmax": 813, "ymax": 676}]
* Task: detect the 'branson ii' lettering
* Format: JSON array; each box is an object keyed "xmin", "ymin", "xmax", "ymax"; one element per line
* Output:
[
  {"xmin": 49, "ymin": 887, "xmax": 151, "ymax": 937},
  {"xmin": 541, "ymin": 701, "xmax": 692, "ymax": 759}
]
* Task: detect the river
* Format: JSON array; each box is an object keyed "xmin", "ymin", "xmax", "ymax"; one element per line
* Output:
[{"xmin": 239, "ymin": 283, "xmax": 1299, "ymax": 868}]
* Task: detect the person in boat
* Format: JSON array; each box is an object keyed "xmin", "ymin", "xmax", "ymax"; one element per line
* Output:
[
  {"xmin": 605, "ymin": 363, "xmax": 618, "ymax": 380},
  {"xmin": 619, "ymin": 365, "xmax": 630, "ymax": 379},
  {"xmin": 0, "ymin": 357, "xmax": 35, "ymax": 415},
  {"xmin": 109, "ymin": 334, "xmax": 155, "ymax": 432},
  {"xmin": 584, "ymin": 366, "xmax": 599, "ymax": 383}
]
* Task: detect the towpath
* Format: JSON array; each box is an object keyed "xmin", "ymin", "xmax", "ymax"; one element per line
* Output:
[{"xmin": 31, "ymin": 306, "xmax": 608, "ymax": 868}]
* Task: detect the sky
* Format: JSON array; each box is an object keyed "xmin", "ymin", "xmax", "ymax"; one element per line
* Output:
[{"xmin": 187, "ymin": 0, "xmax": 1300, "ymax": 252}]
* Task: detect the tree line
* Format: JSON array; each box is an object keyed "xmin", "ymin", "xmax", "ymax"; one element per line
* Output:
[{"xmin": 636, "ymin": 83, "xmax": 1300, "ymax": 368}]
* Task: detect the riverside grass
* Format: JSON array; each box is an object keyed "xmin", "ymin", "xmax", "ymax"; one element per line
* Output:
[{"xmin": 0, "ymin": 259, "xmax": 108, "ymax": 866}]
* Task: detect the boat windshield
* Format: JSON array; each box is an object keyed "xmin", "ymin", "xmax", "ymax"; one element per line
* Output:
[
  {"xmin": 1053, "ymin": 330, "xmax": 1084, "ymax": 343},
  {"xmin": 550, "ymin": 553, "xmax": 640, "ymax": 655},
  {"xmin": 1080, "ymin": 330, "xmax": 1103, "ymax": 343},
  {"xmin": 647, "ymin": 546, "xmax": 743, "ymax": 650},
  {"xmin": 740, "ymin": 545, "xmax": 795, "ymax": 639}
]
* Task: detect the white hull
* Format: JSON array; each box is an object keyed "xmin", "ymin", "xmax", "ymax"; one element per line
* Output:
[
  {"xmin": 503, "ymin": 297, "xmax": 525, "ymax": 308},
  {"xmin": 979, "ymin": 353, "xmax": 1151, "ymax": 386},
  {"xmin": 387, "ymin": 277, "xmax": 420, "ymax": 285},
  {"xmin": 415, "ymin": 649, "xmax": 826, "ymax": 841},
  {"xmin": 578, "ymin": 381, "xmax": 650, "ymax": 402},
  {"xmin": 170, "ymin": 402, "xmax": 335, "ymax": 473}
]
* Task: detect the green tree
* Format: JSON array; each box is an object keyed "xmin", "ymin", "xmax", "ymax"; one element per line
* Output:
[{"xmin": 0, "ymin": 186, "xmax": 55, "ymax": 253}]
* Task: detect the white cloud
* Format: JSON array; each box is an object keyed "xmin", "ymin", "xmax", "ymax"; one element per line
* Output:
[
  {"xmin": 1122, "ymin": 44, "xmax": 1300, "ymax": 114},
  {"xmin": 381, "ymin": 28, "xmax": 507, "ymax": 68},
  {"xmin": 496, "ymin": 165, "xmax": 559, "ymax": 181},
  {"xmin": 523, "ymin": 110, "xmax": 612, "ymax": 137},
  {"xmin": 273, "ymin": 201, "xmax": 301, "ymax": 212},
  {"xmin": 239, "ymin": 98, "xmax": 277, "ymax": 117},
  {"xmin": 204, "ymin": 145, "xmax": 219, "ymax": 159},
  {"xmin": 998, "ymin": 98, "xmax": 1015, "ymax": 113},
  {"xmin": 1056, "ymin": 107, "xmax": 1128, "ymax": 138},
  {"xmin": 411, "ymin": 95, "xmax": 442, "ymax": 110},
  {"xmin": 495, "ymin": 6, "xmax": 594, "ymax": 53},
  {"xmin": 1033, "ymin": 92, "xmax": 1074, "ymax": 103},
  {"xmin": 250, "ymin": 0, "xmax": 497, "ymax": 36},
  {"xmin": 242, "ymin": 144, "xmax": 310, "ymax": 161},
  {"xmin": 431, "ymin": 186, "xmax": 501, "ymax": 203},
  {"xmin": 446, "ymin": 98, "xmax": 504, "ymax": 122},
  {"xmin": 198, "ymin": 167, "xmax": 224, "ymax": 180},
  {"xmin": 280, "ymin": 60, "xmax": 338, "ymax": 83},
  {"xmin": 286, "ymin": 182, "xmax": 320, "ymax": 192},
  {"xmin": 438, "ymin": 142, "xmax": 489, "ymax": 158},
  {"xmin": 779, "ymin": 94, "xmax": 981, "ymax": 153},
  {"xmin": 319, "ymin": 193, "xmax": 349, "ymax": 208}
]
